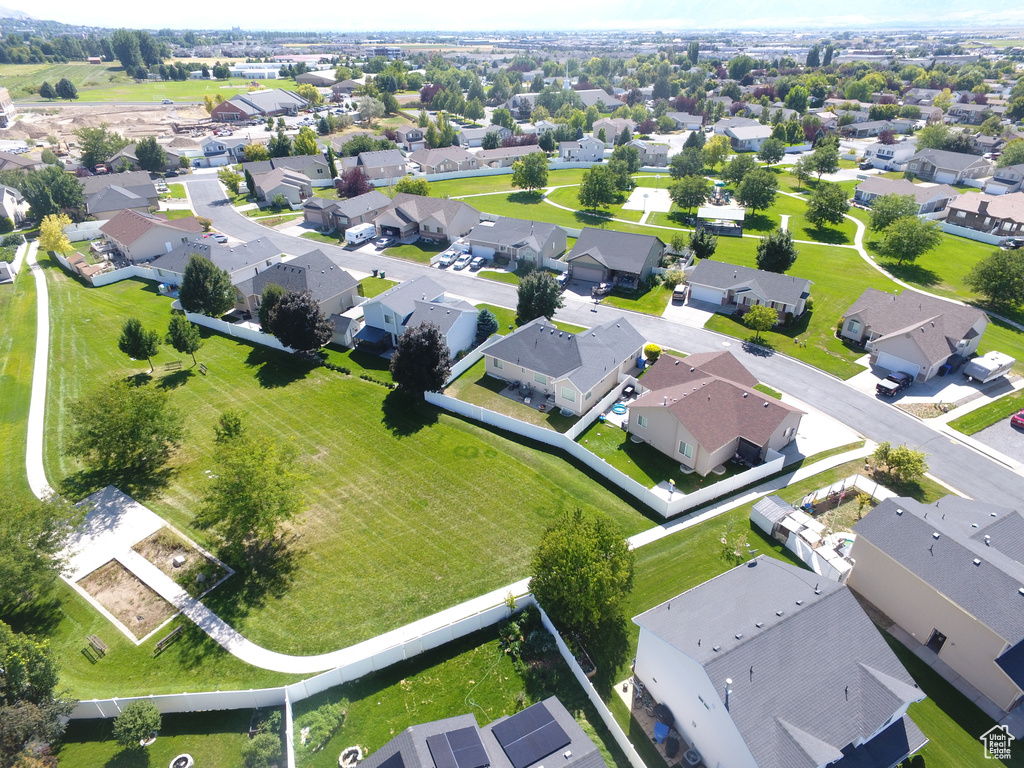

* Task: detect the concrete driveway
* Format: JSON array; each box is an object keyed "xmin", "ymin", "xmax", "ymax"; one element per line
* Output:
[
  {"xmin": 847, "ymin": 359, "xmax": 1018, "ymax": 408},
  {"xmin": 662, "ymin": 297, "xmax": 714, "ymax": 328}
]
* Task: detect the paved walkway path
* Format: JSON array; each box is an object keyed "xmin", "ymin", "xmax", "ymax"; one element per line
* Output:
[{"xmin": 25, "ymin": 242, "xmax": 52, "ymax": 500}]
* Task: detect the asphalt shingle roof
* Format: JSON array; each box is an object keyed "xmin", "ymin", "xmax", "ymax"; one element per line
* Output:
[
  {"xmin": 854, "ymin": 177, "xmax": 958, "ymax": 206},
  {"xmin": 148, "ymin": 237, "xmax": 283, "ymax": 276},
  {"xmin": 634, "ymin": 557, "xmax": 924, "ymax": 768},
  {"xmin": 100, "ymin": 209, "xmax": 203, "ymax": 246},
  {"xmin": 565, "ymin": 228, "xmax": 662, "ymax": 274},
  {"xmin": 375, "ymin": 193, "xmax": 478, "ymax": 231},
  {"xmin": 909, "ymin": 147, "xmax": 991, "ymax": 173},
  {"xmin": 688, "ymin": 260, "xmax": 811, "ymax": 307},
  {"xmin": 371, "ymin": 275, "xmax": 446, "ymax": 320},
  {"xmin": 405, "ymin": 298, "xmax": 476, "ymax": 335},
  {"xmin": 238, "ymin": 249, "xmax": 357, "ymax": 303},
  {"xmin": 466, "ymin": 218, "xmax": 562, "ymax": 253}
]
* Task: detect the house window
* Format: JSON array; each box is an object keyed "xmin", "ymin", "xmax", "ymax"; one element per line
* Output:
[
  {"xmin": 679, "ymin": 441, "xmax": 693, "ymax": 459},
  {"xmin": 493, "ymin": 359, "xmax": 503, "ymax": 369},
  {"xmin": 847, "ymin": 319, "xmax": 860, "ymax": 335},
  {"xmin": 534, "ymin": 373, "xmax": 547, "ymax": 384},
  {"xmin": 384, "ymin": 314, "xmax": 393, "ymax": 324},
  {"xmin": 956, "ymin": 210, "xmax": 966, "ymax": 219},
  {"xmin": 561, "ymin": 387, "xmax": 575, "ymax": 402},
  {"xmin": 637, "ymin": 415, "xmax": 648, "ymax": 429},
  {"xmin": 585, "ymin": 390, "xmax": 593, "ymax": 401}
]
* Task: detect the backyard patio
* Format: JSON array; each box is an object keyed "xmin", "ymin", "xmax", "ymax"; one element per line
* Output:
[{"xmin": 616, "ymin": 676, "xmax": 704, "ymax": 768}]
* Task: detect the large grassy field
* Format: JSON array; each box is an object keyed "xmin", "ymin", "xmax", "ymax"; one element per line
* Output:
[
  {"xmin": 0, "ymin": 268, "xmax": 35, "ymax": 503},
  {"xmin": 39, "ymin": 261, "xmax": 655, "ymax": 659}
]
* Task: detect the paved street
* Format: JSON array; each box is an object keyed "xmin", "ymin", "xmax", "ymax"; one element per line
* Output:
[{"xmin": 185, "ymin": 177, "xmax": 1024, "ymax": 509}]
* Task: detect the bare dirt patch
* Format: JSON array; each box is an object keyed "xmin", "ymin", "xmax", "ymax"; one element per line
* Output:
[
  {"xmin": 896, "ymin": 402, "xmax": 951, "ymax": 419},
  {"xmin": 78, "ymin": 560, "xmax": 178, "ymax": 639},
  {"xmin": 2, "ymin": 103, "xmax": 210, "ymax": 143},
  {"xmin": 132, "ymin": 527, "xmax": 227, "ymax": 598}
]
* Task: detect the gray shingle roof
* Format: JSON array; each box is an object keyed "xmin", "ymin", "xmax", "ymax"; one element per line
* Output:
[
  {"xmin": 148, "ymin": 237, "xmax": 283, "ymax": 276},
  {"xmin": 409, "ymin": 146, "xmax": 478, "ymax": 168},
  {"xmin": 405, "ymin": 298, "xmax": 476, "ymax": 335},
  {"xmin": 466, "ymin": 218, "xmax": 562, "ymax": 253},
  {"xmin": 86, "ymin": 185, "xmax": 147, "ymax": 214},
  {"xmin": 80, "ymin": 170, "xmax": 156, "ymax": 197},
  {"xmin": 238, "ymin": 249, "xmax": 357, "ymax": 303},
  {"xmin": 854, "ymin": 177, "xmax": 958, "ymax": 206},
  {"xmin": 314, "ymin": 189, "xmax": 391, "ymax": 219},
  {"xmin": 853, "ymin": 496, "xmax": 1024, "ymax": 642},
  {"xmin": 688, "ymin": 260, "xmax": 811, "ymax": 307},
  {"xmin": 485, "ymin": 315, "xmax": 644, "ymax": 394},
  {"xmin": 910, "ymin": 148, "xmax": 991, "ymax": 173},
  {"xmin": 565, "ymin": 228, "xmax": 662, "ymax": 274},
  {"xmin": 371, "ymin": 275, "xmax": 446, "ymax": 320},
  {"xmin": 634, "ymin": 557, "xmax": 924, "ymax": 768},
  {"xmin": 375, "ymin": 193, "xmax": 478, "ymax": 230}
]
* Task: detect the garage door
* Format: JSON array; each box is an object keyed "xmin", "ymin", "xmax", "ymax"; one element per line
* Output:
[
  {"xmin": 472, "ymin": 245, "xmax": 495, "ymax": 258},
  {"xmin": 689, "ymin": 285, "xmax": 724, "ymax": 305},
  {"xmin": 934, "ymin": 171, "xmax": 957, "ymax": 184},
  {"xmin": 571, "ymin": 266, "xmax": 605, "ymax": 283},
  {"xmin": 875, "ymin": 350, "xmax": 920, "ymax": 379}
]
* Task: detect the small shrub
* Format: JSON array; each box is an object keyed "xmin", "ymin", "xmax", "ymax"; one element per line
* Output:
[
  {"xmin": 296, "ymin": 700, "xmax": 348, "ymax": 752},
  {"xmin": 0, "ymin": 216, "xmax": 14, "ymax": 234},
  {"xmin": 2, "ymin": 233, "xmax": 24, "ymax": 247},
  {"xmin": 662, "ymin": 269, "xmax": 684, "ymax": 288},
  {"xmin": 643, "ymin": 342, "xmax": 662, "ymax": 363}
]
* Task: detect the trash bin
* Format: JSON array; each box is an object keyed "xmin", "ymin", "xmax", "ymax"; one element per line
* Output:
[
  {"xmin": 372, "ymin": 269, "xmax": 378, "ymax": 277},
  {"xmin": 380, "ymin": 271, "xmax": 385, "ymax": 279}
]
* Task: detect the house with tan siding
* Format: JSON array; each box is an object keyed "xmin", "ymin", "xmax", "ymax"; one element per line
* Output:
[
  {"xmin": 99, "ymin": 209, "xmax": 205, "ymax": 263},
  {"xmin": 373, "ymin": 193, "xmax": 480, "ymax": 242}
]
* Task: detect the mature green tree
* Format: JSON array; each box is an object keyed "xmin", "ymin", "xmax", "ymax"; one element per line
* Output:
[
  {"xmin": 689, "ymin": 227, "xmax": 718, "ymax": 260},
  {"xmin": 475, "ymin": 308, "xmax": 499, "ymax": 344},
  {"xmin": 756, "ymin": 137, "xmax": 786, "ymax": 167},
  {"xmin": 394, "ymin": 175, "xmax": 430, "ymax": 196},
  {"xmin": 755, "ymin": 227, "xmax": 799, "ymax": 273},
  {"xmin": 682, "ymin": 129, "xmax": 705, "ymax": 150},
  {"xmin": 868, "ymin": 193, "xmax": 919, "ymax": 232},
  {"xmin": 529, "ymin": 508, "xmax": 635, "ymax": 639},
  {"xmin": 743, "ymin": 304, "xmax": 778, "ymax": 341},
  {"xmin": 243, "ymin": 732, "xmax": 283, "ymax": 768},
  {"xmin": 464, "ymin": 97, "xmax": 485, "ymax": 122},
  {"xmin": 965, "ymin": 249, "xmax": 1024, "ymax": 308},
  {"xmin": 110, "ymin": 28, "xmax": 142, "ymax": 69},
  {"xmin": 872, "ymin": 442, "xmax": 927, "ymax": 481},
  {"xmin": 74, "ymin": 123, "xmax": 128, "ymax": 169},
  {"xmin": 669, "ymin": 175, "xmax": 709, "ymax": 215},
  {"xmin": 55, "ymin": 78, "xmax": 78, "ymax": 100},
  {"xmin": 915, "ymin": 124, "xmax": 951, "ymax": 150},
  {"xmin": 112, "ymin": 701, "xmax": 161, "ymax": 750},
  {"xmin": 268, "ymin": 127, "xmax": 292, "ymax": 158},
  {"xmin": 218, "ymin": 168, "xmax": 243, "ymax": 195},
  {"xmin": 481, "ymin": 131, "xmax": 501, "ymax": 151},
  {"xmin": 516, "ymin": 271, "xmax": 564, "ymax": 325},
  {"xmin": 269, "ymin": 290, "xmax": 333, "ymax": 355},
  {"xmin": 809, "ymin": 139, "xmax": 840, "ymax": 181},
  {"xmin": 292, "ymin": 126, "xmax": 319, "ymax": 156},
  {"xmin": 243, "ymin": 142, "xmax": 270, "ymax": 163},
  {"xmin": 792, "ymin": 155, "xmax": 813, "ymax": 191},
  {"xmin": 491, "ymin": 107, "xmax": 514, "ymax": 129},
  {"xmin": 784, "ymin": 85, "xmax": 809, "ymax": 113},
  {"xmin": 390, "ymin": 322, "xmax": 452, "ymax": 396},
  {"xmin": 257, "ymin": 283, "xmax": 285, "ymax": 330},
  {"xmin": 997, "ymin": 140, "xmax": 1024, "ymax": 168},
  {"xmin": 196, "ymin": 414, "xmax": 304, "ymax": 554},
  {"xmin": 722, "ymin": 153, "xmax": 757, "ymax": 186},
  {"xmin": 577, "ymin": 165, "xmax": 618, "ymax": 209},
  {"xmin": 357, "ymin": 96, "xmax": 385, "ymax": 127},
  {"xmin": 611, "ymin": 144, "xmax": 641, "ymax": 174},
  {"xmin": 877, "ymin": 216, "xmax": 942, "ymax": 265},
  {"xmin": 67, "ymin": 380, "xmax": 184, "ymax": 471},
  {"xmin": 21, "ymin": 166, "xmax": 85, "ymax": 218},
  {"xmin": 118, "ymin": 317, "xmax": 160, "ymax": 373},
  {"xmin": 702, "ymin": 134, "xmax": 731, "ymax": 171},
  {"xmin": 0, "ymin": 496, "xmax": 83, "ymax": 612},
  {"xmin": 736, "ymin": 168, "xmax": 778, "ymax": 216},
  {"xmin": 134, "ymin": 136, "xmax": 166, "ymax": 172},
  {"xmin": 325, "ymin": 146, "xmax": 338, "ymax": 179},
  {"xmin": 510, "ymin": 151, "xmax": 549, "ymax": 191},
  {"xmin": 669, "ymin": 147, "xmax": 704, "ymax": 178},
  {"xmin": 38, "ymin": 81, "xmax": 57, "ymax": 100},
  {"xmin": 179, "ymin": 254, "xmax": 234, "ymax": 317},
  {"xmin": 805, "ymin": 181, "xmax": 849, "ymax": 227},
  {"xmin": 165, "ymin": 314, "xmax": 204, "ymax": 365}
]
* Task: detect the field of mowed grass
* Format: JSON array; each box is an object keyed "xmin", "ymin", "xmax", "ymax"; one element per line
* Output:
[
  {"xmin": 0, "ymin": 269, "xmax": 35, "ymax": 502},
  {"xmin": 39, "ymin": 261, "xmax": 655, "ymax": 657},
  {"xmin": 466, "ymin": 191, "xmax": 671, "ymax": 238},
  {"xmin": 0, "ymin": 62, "xmax": 132, "ymax": 98}
]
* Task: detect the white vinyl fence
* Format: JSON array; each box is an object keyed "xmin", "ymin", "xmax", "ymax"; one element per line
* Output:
[{"xmin": 174, "ymin": 303, "xmax": 296, "ymax": 353}]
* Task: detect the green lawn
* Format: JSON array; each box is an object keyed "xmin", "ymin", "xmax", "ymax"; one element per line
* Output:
[
  {"xmin": 292, "ymin": 622, "xmax": 630, "ymax": 768},
  {"xmin": 475, "ymin": 303, "xmax": 584, "ymax": 335},
  {"xmin": 601, "ymin": 284, "xmax": 671, "ymax": 316},
  {"xmin": 478, "ymin": 269, "xmax": 521, "ymax": 285},
  {"xmin": 431, "ymin": 168, "xmax": 591, "ymax": 199},
  {"xmin": 384, "ymin": 239, "xmax": 448, "ymax": 264},
  {"xmin": 163, "ymin": 208, "xmax": 195, "ymax": 220},
  {"xmin": 702, "ymin": 242, "xmax": 900, "ymax": 378},
  {"xmin": 163, "ymin": 183, "xmax": 187, "ymax": 199},
  {"xmin": 466, "ymin": 191, "xmax": 671, "ymax": 238},
  {"xmin": 39, "ymin": 262, "xmax": 655, "ymax": 659},
  {"xmin": 32, "ymin": 75, "xmax": 261, "ymax": 103},
  {"xmin": 301, "ymin": 230, "xmax": 347, "ymax": 246},
  {"xmin": 358, "ymin": 276, "xmax": 398, "ymax": 298},
  {"xmin": 57, "ymin": 709, "xmax": 261, "ymax": 768},
  {"xmin": 0, "ymin": 62, "xmax": 134, "ymax": 99},
  {"xmin": 0, "ymin": 270, "xmax": 36, "ymax": 503},
  {"xmin": 949, "ymin": 388, "xmax": 1024, "ymax": 435},
  {"xmin": 545, "ymin": 186, "xmax": 645, "ymax": 223}
]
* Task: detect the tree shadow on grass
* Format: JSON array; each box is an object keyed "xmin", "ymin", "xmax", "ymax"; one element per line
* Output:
[
  {"xmin": 804, "ymin": 224, "xmax": 851, "ymax": 245},
  {"xmin": 244, "ymin": 346, "xmax": 314, "ymax": 388},
  {"xmin": 742, "ymin": 336, "xmax": 777, "ymax": 356},
  {"xmin": 573, "ymin": 209, "xmax": 614, "ymax": 227},
  {"xmin": 744, "ymin": 212, "xmax": 776, "ymax": 232},
  {"xmin": 508, "ymin": 191, "xmax": 544, "ymax": 205},
  {"xmin": 155, "ymin": 369, "xmax": 194, "ymax": 390},
  {"xmin": 381, "ymin": 389, "xmax": 439, "ymax": 437},
  {"xmin": 104, "ymin": 749, "xmax": 151, "ymax": 768},
  {"xmin": 59, "ymin": 464, "xmax": 175, "ymax": 504},
  {"xmin": 3, "ymin": 593, "xmax": 65, "ymax": 637},
  {"xmin": 882, "ymin": 260, "xmax": 941, "ymax": 288},
  {"xmin": 585, "ymin": 615, "xmax": 632, "ymax": 698}
]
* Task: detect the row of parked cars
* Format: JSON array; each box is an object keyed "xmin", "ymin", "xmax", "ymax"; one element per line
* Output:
[{"xmin": 437, "ymin": 247, "xmax": 487, "ymax": 271}]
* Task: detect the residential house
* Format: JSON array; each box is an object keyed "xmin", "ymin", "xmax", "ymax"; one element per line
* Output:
[
  {"xmin": 242, "ymin": 155, "xmax": 333, "ymax": 186},
  {"xmin": 557, "ymin": 139, "xmax": 601, "ymax": 166},
  {"xmin": 249, "ymin": 168, "xmax": 312, "ymax": 205},
  {"xmin": 839, "ymin": 287, "xmax": 989, "ymax": 381},
  {"xmin": 106, "ymin": 143, "xmax": 180, "ymax": 173},
  {"xmin": 744, "ymin": 104, "xmax": 798, "ymax": 124},
  {"xmin": 210, "ymin": 88, "xmax": 309, "ymax": 121},
  {"xmin": 840, "ymin": 119, "xmax": 899, "ymax": 139},
  {"xmin": 200, "ymin": 136, "xmax": 268, "ymax": 167},
  {"xmin": 592, "ymin": 117, "xmax": 636, "ymax": 145},
  {"xmin": 483, "ymin": 315, "xmax": 645, "ymax": 416},
  {"xmin": 627, "ymin": 351, "xmax": 803, "ymax": 474},
  {"xmin": 395, "ymin": 125, "xmax": 426, "ymax": 152},
  {"xmin": 0, "ymin": 86, "xmax": 14, "ymax": 128},
  {"xmin": 973, "ymin": 134, "xmax": 1005, "ymax": 157},
  {"xmin": 331, "ymin": 79, "xmax": 360, "ymax": 97},
  {"xmin": 665, "ymin": 112, "xmax": 704, "ymax": 131},
  {"xmin": 687, "ymin": 260, "xmax": 811, "ymax": 320},
  {"xmin": 724, "ymin": 124, "xmax": 773, "ymax": 152},
  {"xmin": 146, "ymin": 237, "xmax": 284, "ymax": 288},
  {"xmin": 575, "ymin": 88, "xmax": 626, "ymax": 111},
  {"xmin": 532, "ymin": 119, "xmax": 559, "ymax": 135},
  {"xmin": 339, "ymin": 149, "xmax": 407, "ymax": 182},
  {"xmin": 627, "ymin": 139, "xmax": 668, "ymax": 167},
  {"xmin": 905, "ymin": 148, "xmax": 992, "ymax": 184},
  {"xmin": 357, "ymin": 275, "xmax": 476, "ymax": 355},
  {"xmin": 862, "ymin": 138, "xmax": 919, "ymax": 170},
  {"xmin": 945, "ymin": 192, "xmax": 1024, "ymax": 238},
  {"xmin": 633, "ymin": 556, "xmax": 928, "ymax": 768},
  {"xmin": 99, "ymin": 209, "xmax": 204, "ymax": 263},
  {"xmin": 852, "ymin": 177, "xmax": 958, "ymax": 215},
  {"xmin": 80, "ymin": 170, "xmax": 159, "ymax": 211},
  {"xmin": 295, "ymin": 71, "xmax": 336, "ymax": 87},
  {"xmin": 0, "ymin": 185, "xmax": 28, "ymax": 225},
  {"xmin": 456, "ymin": 124, "xmax": 512, "ymax": 148},
  {"xmin": 86, "ymin": 184, "xmax": 154, "ymax": 218},
  {"xmin": 503, "ymin": 92, "xmax": 538, "ymax": 118},
  {"xmin": 0, "ymin": 151, "xmax": 43, "ymax": 172},
  {"xmin": 357, "ymin": 698, "xmax": 603, "ymax": 768},
  {"xmin": 475, "ymin": 145, "xmax": 544, "ymax": 169},
  {"xmin": 302, "ymin": 189, "xmax": 391, "ymax": 232},
  {"xmin": 850, "ymin": 495, "xmax": 1024, "ymax": 717},
  {"xmin": 565, "ymin": 228, "xmax": 665, "ymax": 286},
  {"xmin": 409, "ymin": 146, "xmax": 479, "ymax": 175},
  {"xmin": 945, "ymin": 102, "xmax": 993, "ymax": 126},
  {"xmin": 984, "ymin": 163, "xmax": 1024, "ymax": 196},
  {"xmin": 374, "ymin": 193, "xmax": 480, "ymax": 242},
  {"xmin": 465, "ymin": 217, "xmax": 567, "ymax": 267},
  {"xmin": 712, "ymin": 115, "xmax": 760, "ymax": 136},
  {"xmin": 235, "ymin": 249, "xmax": 359, "ymax": 318}
]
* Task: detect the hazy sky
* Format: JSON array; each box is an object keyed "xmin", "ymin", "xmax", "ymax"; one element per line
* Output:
[{"xmin": 25, "ymin": 0, "xmax": 1024, "ymax": 32}]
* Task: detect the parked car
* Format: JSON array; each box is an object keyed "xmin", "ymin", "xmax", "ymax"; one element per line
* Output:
[
  {"xmin": 165, "ymin": 170, "xmax": 179, "ymax": 177},
  {"xmin": 858, "ymin": 161, "xmax": 874, "ymax": 170},
  {"xmin": 208, "ymin": 233, "xmax": 228, "ymax": 244},
  {"xmin": 453, "ymin": 253, "xmax": 473, "ymax": 270},
  {"xmin": 1011, "ymin": 410, "xmax": 1024, "ymax": 429},
  {"xmin": 672, "ymin": 284, "xmax": 687, "ymax": 304},
  {"xmin": 436, "ymin": 248, "xmax": 461, "ymax": 268},
  {"xmin": 876, "ymin": 371, "xmax": 913, "ymax": 397},
  {"xmin": 373, "ymin": 236, "xmax": 395, "ymax": 250},
  {"xmin": 162, "ymin": 98, "xmax": 174, "ymax": 105},
  {"xmin": 556, "ymin": 272, "xmax": 570, "ymax": 290},
  {"xmin": 469, "ymin": 256, "xmax": 487, "ymax": 271}
]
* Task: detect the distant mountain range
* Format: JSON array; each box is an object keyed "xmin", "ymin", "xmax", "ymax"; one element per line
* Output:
[{"xmin": 0, "ymin": 6, "xmax": 32, "ymax": 19}]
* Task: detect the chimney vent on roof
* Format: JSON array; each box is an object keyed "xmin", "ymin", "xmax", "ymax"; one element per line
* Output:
[
  {"xmin": 974, "ymin": 559, "xmax": 982, "ymax": 566},
  {"xmin": 897, "ymin": 508, "xmax": 903, "ymax": 515},
  {"xmin": 933, "ymin": 532, "xmax": 940, "ymax": 539},
  {"xmin": 776, "ymin": 610, "xmax": 784, "ymax": 616}
]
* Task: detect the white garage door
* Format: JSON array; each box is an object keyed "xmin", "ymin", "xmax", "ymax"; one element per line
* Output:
[
  {"xmin": 571, "ymin": 266, "xmax": 605, "ymax": 284},
  {"xmin": 875, "ymin": 350, "xmax": 920, "ymax": 379},
  {"xmin": 472, "ymin": 244, "xmax": 495, "ymax": 258},
  {"xmin": 933, "ymin": 170, "xmax": 957, "ymax": 184},
  {"xmin": 689, "ymin": 285, "xmax": 724, "ymax": 305}
]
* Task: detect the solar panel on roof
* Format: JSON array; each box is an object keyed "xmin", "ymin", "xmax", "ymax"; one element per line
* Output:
[
  {"xmin": 492, "ymin": 704, "xmax": 571, "ymax": 768},
  {"xmin": 378, "ymin": 752, "xmax": 406, "ymax": 768},
  {"xmin": 428, "ymin": 727, "xmax": 489, "ymax": 768},
  {"xmin": 427, "ymin": 734, "xmax": 458, "ymax": 768}
]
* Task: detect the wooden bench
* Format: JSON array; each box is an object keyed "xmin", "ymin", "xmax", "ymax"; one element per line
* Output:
[
  {"xmin": 88, "ymin": 634, "xmax": 107, "ymax": 656},
  {"xmin": 154, "ymin": 625, "xmax": 184, "ymax": 655},
  {"xmin": 165, "ymin": 360, "xmax": 182, "ymax": 371},
  {"xmin": 198, "ymin": 362, "xmax": 208, "ymax": 376}
]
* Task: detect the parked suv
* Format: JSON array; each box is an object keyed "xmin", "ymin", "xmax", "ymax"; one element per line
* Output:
[{"xmin": 876, "ymin": 371, "xmax": 913, "ymax": 397}]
